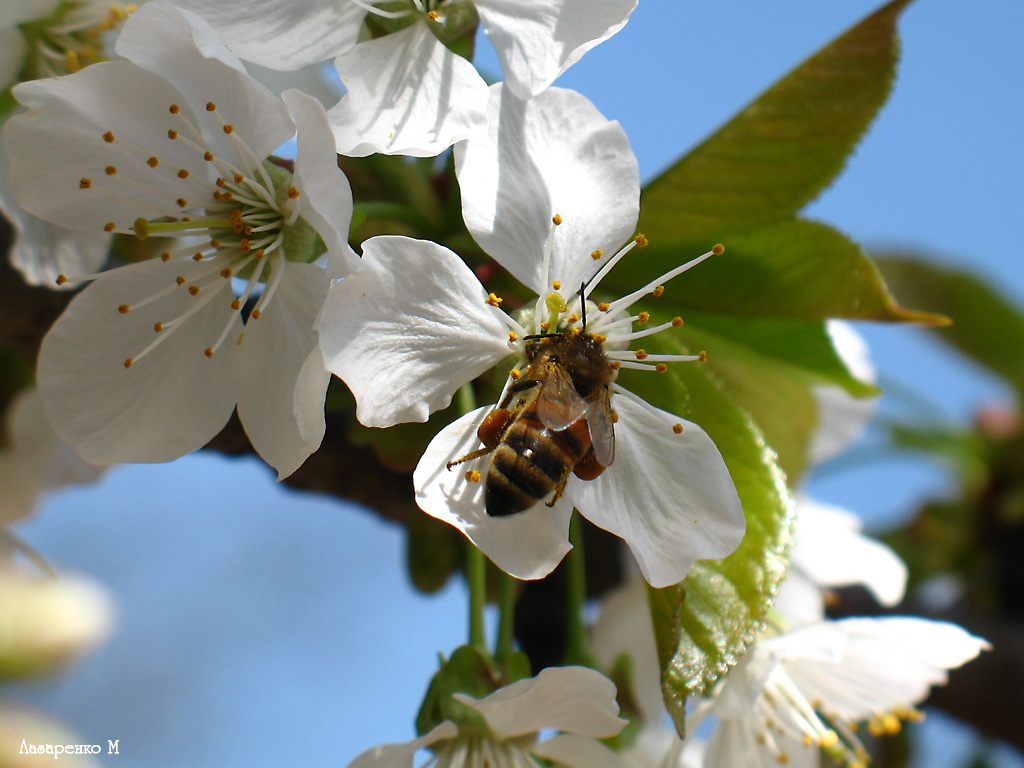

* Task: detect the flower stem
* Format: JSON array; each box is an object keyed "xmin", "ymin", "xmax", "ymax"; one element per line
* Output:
[
  {"xmin": 467, "ymin": 542, "xmax": 487, "ymax": 652},
  {"xmin": 494, "ymin": 572, "xmax": 517, "ymax": 662},
  {"xmin": 564, "ymin": 511, "xmax": 596, "ymax": 666}
]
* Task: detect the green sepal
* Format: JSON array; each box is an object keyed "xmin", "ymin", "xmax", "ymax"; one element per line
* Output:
[{"xmin": 415, "ymin": 645, "xmax": 504, "ymax": 737}]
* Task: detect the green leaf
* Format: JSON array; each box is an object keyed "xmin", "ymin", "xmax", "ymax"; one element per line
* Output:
[
  {"xmin": 876, "ymin": 254, "xmax": 1024, "ymax": 399},
  {"xmin": 639, "ymin": 0, "xmax": 915, "ymax": 245},
  {"xmin": 621, "ymin": 343, "xmax": 793, "ymax": 735},
  {"xmin": 604, "ymin": 220, "xmax": 944, "ymax": 324}
]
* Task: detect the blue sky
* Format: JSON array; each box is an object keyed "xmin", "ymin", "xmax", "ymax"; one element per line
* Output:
[{"xmin": 13, "ymin": 2, "xmax": 1024, "ymax": 766}]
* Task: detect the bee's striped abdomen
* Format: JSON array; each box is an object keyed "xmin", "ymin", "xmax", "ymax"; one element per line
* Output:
[{"xmin": 484, "ymin": 407, "xmax": 590, "ymax": 517}]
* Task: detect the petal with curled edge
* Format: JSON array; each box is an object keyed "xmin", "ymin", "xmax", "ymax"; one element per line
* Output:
[
  {"xmin": 329, "ymin": 24, "xmax": 489, "ymax": 157},
  {"xmin": 413, "ymin": 406, "xmax": 574, "ymax": 581},
  {"xmin": 476, "ymin": 0, "xmax": 637, "ymax": 98},
  {"xmin": 346, "ymin": 721, "xmax": 458, "ymax": 768},
  {"xmin": 320, "ymin": 236, "xmax": 511, "ymax": 428},
  {"xmin": 455, "ymin": 84, "xmax": 639, "ymax": 296},
  {"xmin": 172, "ymin": 0, "xmax": 366, "ymax": 71},
  {"xmin": 572, "ymin": 390, "xmax": 745, "ymax": 589},
  {"xmin": 454, "ymin": 666, "xmax": 625, "ymax": 739}
]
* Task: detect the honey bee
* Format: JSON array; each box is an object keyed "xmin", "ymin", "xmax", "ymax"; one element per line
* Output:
[{"xmin": 447, "ymin": 325, "xmax": 616, "ymax": 517}]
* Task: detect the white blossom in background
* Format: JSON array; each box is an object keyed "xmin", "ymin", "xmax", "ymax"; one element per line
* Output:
[
  {"xmin": 3, "ymin": 0, "xmax": 357, "ymax": 478},
  {"xmin": 348, "ymin": 666, "xmax": 626, "ymax": 768},
  {"xmin": 319, "ymin": 85, "xmax": 744, "ymax": 587},
  {"xmin": 0, "ymin": 389, "xmax": 106, "ymax": 528},
  {"xmin": 174, "ymin": 0, "xmax": 637, "ymax": 156},
  {"xmin": 687, "ymin": 617, "xmax": 989, "ymax": 768}
]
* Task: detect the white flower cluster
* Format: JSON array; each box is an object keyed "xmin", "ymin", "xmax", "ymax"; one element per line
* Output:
[{"xmin": 0, "ymin": 3, "xmax": 989, "ymax": 767}]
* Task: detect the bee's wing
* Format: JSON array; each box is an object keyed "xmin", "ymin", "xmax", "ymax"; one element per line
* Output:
[
  {"xmin": 587, "ymin": 386, "xmax": 616, "ymax": 468},
  {"xmin": 536, "ymin": 365, "xmax": 588, "ymax": 431}
]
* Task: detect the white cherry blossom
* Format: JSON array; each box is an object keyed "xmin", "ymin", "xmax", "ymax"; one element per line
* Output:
[
  {"xmin": 347, "ymin": 666, "xmax": 626, "ymax": 768},
  {"xmin": 3, "ymin": 0, "xmax": 356, "ymax": 478},
  {"xmin": 687, "ymin": 617, "xmax": 989, "ymax": 768},
  {"xmin": 174, "ymin": 0, "xmax": 637, "ymax": 156},
  {"xmin": 320, "ymin": 85, "xmax": 744, "ymax": 587}
]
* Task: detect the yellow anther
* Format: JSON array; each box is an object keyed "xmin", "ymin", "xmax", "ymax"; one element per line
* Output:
[
  {"xmin": 177, "ymin": 169, "xmax": 189, "ymax": 179},
  {"xmin": 635, "ymin": 349, "xmax": 648, "ymax": 360},
  {"xmin": 672, "ymin": 316, "xmax": 683, "ymax": 327},
  {"xmin": 168, "ymin": 129, "xmax": 178, "ymax": 139},
  {"xmin": 653, "ymin": 285, "xmax": 665, "ymax": 297},
  {"xmin": 231, "ymin": 299, "xmax": 241, "ymax": 310},
  {"xmin": 597, "ymin": 302, "xmax": 610, "ymax": 312},
  {"xmin": 465, "ymin": 469, "xmax": 480, "ymax": 482},
  {"xmin": 117, "ymin": 304, "xmax": 129, "ymax": 314},
  {"xmin": 104, "ymin": 165, "xmax": 116, "ymax": 176},
  {"xmin": 609, "ymin": 361, "xmax": 621, "ymax": 371},
  {"xmin": 223, "ymin": 124, "xmax": 234, "ymax": 134},
  {"xmin": 176, "ymin": 276, "xmax": 186, "ymax": 285},
  {"xmin": 104, "ymin": 222, "xmax": 116, "ymax": 232},
  {"xmin": 147, "ymin": 156, "xmax": 159, "ymax": 167},
  {"xmin": 428, "ymin": 10, "xmax": 439, "ymax": 20},
  {"xmin": 655, "ymin": 363, "xmax": 668, "ymax": 373},
  {"xmin": 551, "ymin": 280, "xmax": 561, "ymax": 290},
  {"xmin": 176, "ymin": 198, "xmax": 187, "ymax": 208},
  {"xmin": 777, "ymin": 752, "xmax": 789, "ymax": 765},
  {"xmin": 508, "ymin": 331, "xmax": 518, "ymax": 343},
  {"xmin": 539, "ymin": 321, "xmax": 550, "ymax": 331},
  {"xmin": 635, "ymin": 233, "xmax": 648, "ymax": 247},
  {"xmin": 566, "ymin": 313, "xmax": 578, "ymax": 323},
  {"xmin": 220, "ymin": 268, "xmax": 232, "ymax": 278},
  {"xmin": 509, "ymin": 368, "xmax": 521, "ymax": 380},
  {"xmin": 819, "ymin": 730, "xmax": 838, "ymax": 749},
  {"xmin": 154, "ymin": 322, "xmax": 163, "ymax": 332},
  {"xmin": 160, "ymin": 252, "xmax": 170, "ymax": 262},
  {"xmin": 188, "ymin": 285, "xmax": 200, "ymax": 296},
  {"xmin": 569, "ymin": 326, "xmax": 582, "ymax": 337},
  {"xmin": 287, "ymin": 186, "xmax": 300, "ymax": 199},
  {"xmin": 486, "ymin": 292, "xmax": 503, "ymax": 307},
  {"xmin": 867, "ymin": 717, "xmax": 885, "ymax": 738},
  {"xmin": 233, "ymin": 173, "xmax": 244, "ymax": 184},
  {"xmin": 193, "ymin": 252, "xmax": 203, "ymax": 262},
  {"xmin": 79, "ymin": 178, "xmax": 92, "ymax": 189},
  {"xmin": 102, "ymin": 131, "xmax": 115, "ymax": 143},
  {"xmin": 591, "ymin": 249, "xmax": 604, "ymax": 260},
  {"xmin": 593, "ymin": 333, "xmax": 606, "ymax": 343},
  {"xmin": 206, "ymin": 102, "xmax": 216, "ymax": 111},
  {"xmin": 204, "ymin": 347, "xmax": 214, "ymax": 358},
  {"xmin": 124, "ymin": 358, "xmax": 133, "ymax": 369},
  {"xmin": 882, "ymin": 714, "xmax": 901, "ymax": 735},
  {"xmin": 64, "ymin": 50, "xmax": 81, "ymax": 72},
  {"xmin": 699, "ymin": 350, "xmax": 708, "ymax": 362},
  {"xmin": 56, "ymin": 274, "xmax": 67, "ymax": 286},
  {"xmin": 237, "ymin": 332, "xmax": 245, "ymax": 345},
  {"xmin": 637, "ymin": 311, "xmax": 649, "ymax": 324},
  {"xmin": 552, "ymin": 213, "xmax": 563, "ymax": 225},
  {"xmin": 211, "ymin": 240, "xmax": 221, "ymax": 248},
  {"xmin": 169, "ymin": 104, "xmax": 180, "ymax": 114},
  {"xmin": 712, "ymin": 243, "xmax": 725, "ymax": 256},
  {"xmin": 204, "ymin": 151, "xmax": 214, "ymax": 161},
  {"xmin": 251, "ymin": 309, "xmax": 261, "ymax": 319}
]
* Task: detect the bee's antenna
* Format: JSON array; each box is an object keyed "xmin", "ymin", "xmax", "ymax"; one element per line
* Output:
[{"xmin": 579, "ymin": 282, "xmax": 587, "ymax": 328}]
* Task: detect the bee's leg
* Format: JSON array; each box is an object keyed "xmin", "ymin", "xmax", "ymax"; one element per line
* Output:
[
  {"xmin": 545, "ymin": 471, "xmax": 571, "ymax": 508},
  {"xmin": 446, "ymin": 407, "xmax": 515, "ymax": 470}
]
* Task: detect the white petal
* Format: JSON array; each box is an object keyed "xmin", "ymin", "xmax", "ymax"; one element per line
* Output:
[
  {"xmin": 281, "ymin": 88, "xmax": 359, "ymax": 278},
  {"xmin": 771, "ymin": 572, "xmax": 827, "ymax": 628},
  {"xmin": 329, "ymin": 24, "xmax": 489, "ymax": 157},
  {"xmin": 837, "ymin": 617, "xmax": 990, "ymax": 672},
  {"xmin": 413, "ymin": 407, "xmax": 574, "ymax": 580},
  {"xmin": 590, "ymin": 578, "xmax": 664, "ymax": 725},
  {"xmin": 792, "ymin": 496, "xmax": 908, "ymax": 607},
  {"xmin": 37, "ymin": 258, "xmax": 239, "ymax": 464},
  {"xmin": 454, "ymin": 84, "xmax": 639, "ymax": 295},
  {"xmin": 320, "ymin": 236, "xmax": 510, "ymax": 428},
  {"xmin": 705, "ymin": 719, "xmax": 818, "ymax": 768},
  {"xmin": 456, "ymin": 666, "xmax": 624, "ymax": 739},
  {"xmin": 8, "ymin": 390, "xmax": 105, "ymax": 491},
  {"xmin": 809, "ymin": 321, "xmax": 877, "ymax": 464},
  {"xmin": 476, "ymin": 0, "xmax": 637, "ymax": 98},
  {"xmin": 0, "ymin": 145, "xmax": 110, "ymax": 286},
  {"xmin": 346, "ymin": 721, "xmax": 458, "ymax": 768},
  {"xmin": 7, "ymin": 62, "xmax": 209, "ymax": 231},
  {"xmin": 173, "ymin": 0, "xmax": 366, "ymax": 71},
  {"xmin": 530, "ymin": 734, "xmax": 624, "ymax": 768},
  {"xmin": 573, "ymin": 392, "xmax": 745, "ymax": 589},
  {"xmin": 115, "ymin": 1, "xmax": 295, "ymax": 160},
  {"xmin": 234, "ymin": 263, "xmax": 330, "ymax": 479},
  {"xmin": 0, "ymin": 28, "xmax": 27, "ymax": 91},
  {"xmin": 3, "ymin": 0, "xmax": 60, "ymax": 28}
]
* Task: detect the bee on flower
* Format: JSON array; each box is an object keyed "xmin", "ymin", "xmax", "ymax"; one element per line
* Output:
[{"xmin": 319, "ymin": 84, "xmax": 745, "ymax": 587}]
